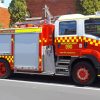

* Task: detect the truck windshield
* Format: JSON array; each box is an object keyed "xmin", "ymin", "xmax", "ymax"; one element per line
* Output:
[{"xmin": 85, "ymin": 19, "xmax": 100, "ymax": 38}]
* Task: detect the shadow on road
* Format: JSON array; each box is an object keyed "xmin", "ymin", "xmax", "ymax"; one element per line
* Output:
[
  {"xmin": 9, "ymin": 73, "xmax": 100, "ymax": 88},
  {"xmin": 9, "ymin": 74, "xmax": 73, "ymax": 84}
]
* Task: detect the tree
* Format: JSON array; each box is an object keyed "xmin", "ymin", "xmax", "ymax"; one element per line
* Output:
[
  {"xmin": 8, "ymin": 0, "xmax": 27, "ymax": 26},
  {"xmin": 80, "ymin": 0, "xmax": 100, "ymax": 15}
]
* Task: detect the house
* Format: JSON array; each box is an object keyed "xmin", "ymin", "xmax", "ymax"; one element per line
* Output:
[
  {"xmin": 26, "ymin": 0, "xmax": 77, "ymax": 17},
  {"xmin": 0, "ymin": 3, "xmax": 10, "ymax": 28}
]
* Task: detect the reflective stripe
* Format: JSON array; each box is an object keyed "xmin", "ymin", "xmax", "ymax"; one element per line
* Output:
[
  {"xmin": 55, "ymin": 36, "xmax": 80, "ymax": 43},
  {"xmin": 15, "ymin": 28, "xmax": 42, "ymax": 33},
  {"xmin": 0, "ymin": 56, "xmax": 14, "ymax": 63},
  {"xmin": 0, "ymin": 28, "xmax": 42, "ymax": 34},
  {"xmin": 55, "ymin": 36, "xmax": 100, "ymax": 47}
]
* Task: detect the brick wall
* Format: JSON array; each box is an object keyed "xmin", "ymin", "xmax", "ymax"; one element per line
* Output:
[
  {"xmin": 0, "ymin": 7, "xmax": 10, "ymax": 28},
  {"xmin": 26, "ymin": 0, "xmax": 77, "ymax": 17}
]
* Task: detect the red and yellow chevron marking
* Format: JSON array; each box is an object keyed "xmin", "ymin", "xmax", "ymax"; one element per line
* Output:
[
  {"xmin": 83, "ymin": 37, "xmax": 100, "ymax": 46},
  {"xmin": 0, "ymin": 55, "xmax": 14, "ymax": 69},
  {"xmin": 55, "ymin": 36, "xmax": 82, "ymax": 43},
  {"xmin": 55, "ymin": 36, "xmax": 100, "ymax": 47},
  {"xmin": 39, "ymin": 38, "xmax": 48, "ymax": 43}
]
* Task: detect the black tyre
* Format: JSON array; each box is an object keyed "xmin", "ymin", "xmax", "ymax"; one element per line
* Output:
[
  {"xmin": 0, "ymin": 59, "xmax": 11, "ymax": 79},
  {"xmin": 72, "ymin": 61, "xmax": 96, "ymax": 85}
]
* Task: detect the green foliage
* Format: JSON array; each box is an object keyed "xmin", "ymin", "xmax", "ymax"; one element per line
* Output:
[
  {"xmin": 8, "ymin": 0, "xmax": 27, "ymax": 26},
  {"xmin": 80, "ymin": 0, "xmax": 100, "ymax": 15}
]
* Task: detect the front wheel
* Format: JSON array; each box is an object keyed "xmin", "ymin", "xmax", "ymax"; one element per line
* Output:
[{"xmin": 72, "ymin": 61, "xmax": 96, "ymax": 85}]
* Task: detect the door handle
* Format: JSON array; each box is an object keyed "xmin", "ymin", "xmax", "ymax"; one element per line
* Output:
[
  {"xmin": 57, "ymin": 43, "xmax": 61, "ymax": 48},
  {"xmin": 84, "ymin": 42, "xmax": 88, "ymax": 48}
]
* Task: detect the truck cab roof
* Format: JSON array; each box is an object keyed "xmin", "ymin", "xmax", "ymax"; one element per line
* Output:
[{"xmin": 58, "ymin": 14, "xmax": 100, "ymax": 21}]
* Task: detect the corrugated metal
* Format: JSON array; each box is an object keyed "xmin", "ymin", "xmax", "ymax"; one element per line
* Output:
[{"xmin": 15, "ymin": 33, "xmax": 39, "ymax": 70}]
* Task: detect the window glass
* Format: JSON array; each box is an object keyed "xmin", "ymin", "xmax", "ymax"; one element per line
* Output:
[
  {"xmin": 0, "ymin": 35, "xmax": 11, "ymax": 54},
  {"xmin": 85, "ymin": 19, "xmax": 100, "ymax": 37},
  {"xmin": 59, "ymin": 21, "xmax": 76, "ymax": 35}
]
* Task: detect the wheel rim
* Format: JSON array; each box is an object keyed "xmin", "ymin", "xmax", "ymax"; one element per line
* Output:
[
  {"xmin": 0, "ymin": 62, "xmax": 6, "ymax": 77},
  {"xmin": 76, "ymin": 67, "xmax": 90, "ymax": 82}
]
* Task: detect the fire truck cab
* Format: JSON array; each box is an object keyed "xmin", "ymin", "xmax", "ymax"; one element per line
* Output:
[{"xmin": 0, "ymin": 14, "xmax": 100, "ymax": 85}]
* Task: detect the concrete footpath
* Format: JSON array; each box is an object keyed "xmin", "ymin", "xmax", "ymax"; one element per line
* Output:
[{"xmin": 0, "ymin": 79, "xmax": 100, "ymax": 100}]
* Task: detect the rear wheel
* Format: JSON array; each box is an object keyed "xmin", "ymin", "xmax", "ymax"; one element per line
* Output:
[
  {"xmin": 72, "ymin": 61, "xmax": 96, "ymax": 85},
  {"xmin": 0, "ymin": 59, "xmax": 11, "ymax": 79}
]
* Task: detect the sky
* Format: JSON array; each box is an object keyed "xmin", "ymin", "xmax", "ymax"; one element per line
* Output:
[{"xmin": 3, "ymin": 0, "xmax": 12, "ymax": 7}]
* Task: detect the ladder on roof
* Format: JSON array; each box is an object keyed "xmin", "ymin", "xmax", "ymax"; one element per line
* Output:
[{"xmin": 43, "ymin": 5, "xmax": 53, "ymax": 24}]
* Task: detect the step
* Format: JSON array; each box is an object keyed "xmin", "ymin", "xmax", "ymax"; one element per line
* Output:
[
  {"xmin": 58, "ymin": 59, "xmax": 71, "ymax": 62},
  {"xmin": 55, "ymin": 73, "xmax": 69, "ymax": 76},
  {"xmin": 55, "ymin": 69, "xmax": 69, "ymax": 76},
  {"xmin": 56, "ymin": 59, "xmax": 70, "ymax": 63},
  {"xmin": 56, "ymin": 65, "xmax": 69, "ymax": 68},
  {"xmin": 56, "ymin": 67, "xmax": 69, "ymax": 72},
  {"xmin": 57, "ymin": 61, "xmax": 70, "ymax": 64},
  {"xmin": 56, "ymin": 66, "xmax": 69, "ymax": 69},
  {"xmin": 56, "ymin": 62, "xmax": 70, "ymax": 66}
]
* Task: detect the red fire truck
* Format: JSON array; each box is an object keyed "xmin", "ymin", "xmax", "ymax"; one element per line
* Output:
[{"xmin": 0, "ymin": 14, "xmax": 100, "ymax": 85}]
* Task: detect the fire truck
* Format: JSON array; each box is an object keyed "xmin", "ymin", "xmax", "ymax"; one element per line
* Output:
[{"xmin": 0, "ymin": 13, "xmax": 100, "ymax": 85}]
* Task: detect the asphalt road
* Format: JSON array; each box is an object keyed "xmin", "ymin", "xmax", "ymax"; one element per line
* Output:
[
  {"xmin": 0, "ymin": 74, "xmax": 99, "ymax": 100},
  {"xmin": 0, "ymin": 77, "xmax": 100, "ymax": 100}
]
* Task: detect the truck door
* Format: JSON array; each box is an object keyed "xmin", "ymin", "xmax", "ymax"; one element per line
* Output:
[
  {"xmin": 55, "ymin": 21, "xmax": 80, "ymax": 56},
  {"xmin": 15, "ymin": 33, "xmax": 39, "ymax": 71},
  {"xmin": 84, "ymin": 19, "xmax": 100, "ymax": 56}
]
